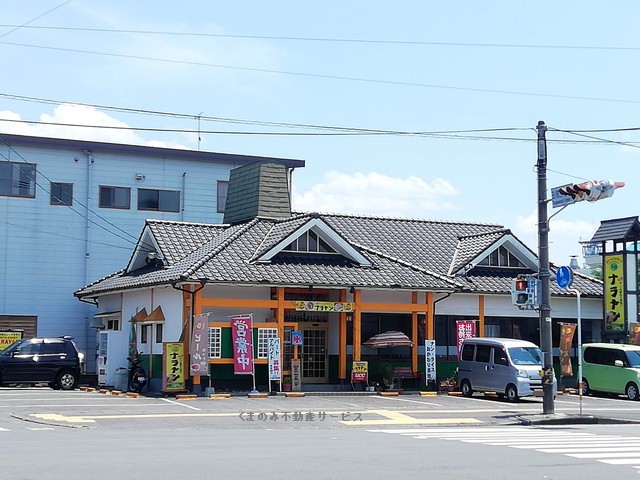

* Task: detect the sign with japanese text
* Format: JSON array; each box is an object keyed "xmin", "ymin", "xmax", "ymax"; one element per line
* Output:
[
  {"xmin": 231, "ymin": 315, "xmax": 254, "ymax": 375},
  {"xmin": 295, "ymin": 301, "xmax": 354, "ymax": 312},
  {"xmin": 291, "ymin": 331, "xmax": 303, "ymax": 346},
  {"xmin": 268, "ymin": 338, "xmax": 282, "ymax": 381},
  {"xmin": 189, "ymin": 314, "xmax": 210, "ymax": 376},
  {"xmin": 0, "ymin": 331, "xmax": 22, "ymax": 349},
  {"xmin": 629, "ymin": 323, "xmax": 640, "ymax": 345},
  {"xmin": 291, "ymin": 358, "xmax": 302, "ymax": 391},
  {"xmin": 425, "ymin": 340, "xmax": 436, "ymax": 382},
  {"xmin": 163, "ymin": 342, "xmax": 185, "ymax": 392},
  {"xmin": 456, "ymin": 320, "xmax": 476, "ymax": 357},
  {"xmin": 604, "ymin": 254, "xmax": 625, "ymax": 333},
  {"xmin": 351, "ymin": 361, "xmax": 368, "ymax": 383},
  {"xmin": 559, "ymin": 323, "xmax": 577, "ymax": 377}
]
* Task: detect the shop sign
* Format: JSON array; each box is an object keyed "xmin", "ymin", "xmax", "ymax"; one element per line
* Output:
[
  {"xmin": 268, "ymin": 338, "xmax": 281, "ymax": 381},
  {"xmin": 291, "ymin": 358, "xmax": 302, "ymax": 391},
  {"xmin": 351, "ymin": 361, "xmax": 368, "ymax": 383},
  {"xmin": 604, "ymin": 254, "xmax": 625, "ymax": 332},
  {"xmin": 163, "ymin": 342, "xmax": 185, "ymax": 392},
  {"xmin": 231, "ymin": 315, "xmax": 254, "ymax": 375},
  {"xmin": 0, "ymin": 331, "xmax": 22, "ymax": 349},
  {"xmin": 295, "ymin": 301, "xmax": 354, "ymax": 312},
  {"xmin": 456, "ymin": 320, "xmax": 476, "ymax": 357},
  {"xmin": 189, "ymin": 314, "xmax": 209, "ymax": 376},
  {"xmin": 425, "ymin": 340, "xmax": 436, "ymax": 382}
]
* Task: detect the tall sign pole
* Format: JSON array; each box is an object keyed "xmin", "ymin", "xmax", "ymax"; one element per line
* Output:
[{"xmin": 536, "ymin": 120, "xmax": 554, "ymax": 414}]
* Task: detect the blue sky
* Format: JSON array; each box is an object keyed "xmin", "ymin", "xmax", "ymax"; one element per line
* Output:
[{"xmin": 1, "ymin": 1, "xmax": 638, "ymax": 265}]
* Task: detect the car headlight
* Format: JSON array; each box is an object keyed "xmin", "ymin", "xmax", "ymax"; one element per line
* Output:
[{"xmin": 517, "ymin": 370, "xmax": 529, "ymax": 378}]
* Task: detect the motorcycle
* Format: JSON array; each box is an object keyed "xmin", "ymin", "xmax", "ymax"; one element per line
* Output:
[{"xmin": 127, "ymin": 354, "xmax": 148, "ymax": 393}]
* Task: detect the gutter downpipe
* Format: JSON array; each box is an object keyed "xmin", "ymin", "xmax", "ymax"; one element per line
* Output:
[{"xmin": 83, "ymin": 149, "xmax": 94, "ymax": 371}]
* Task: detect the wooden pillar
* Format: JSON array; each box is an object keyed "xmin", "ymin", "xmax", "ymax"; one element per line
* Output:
[
  {"xmin": 478, "ymin": 295, "xmax": 485, "ymax": 337},
  {"xmin": 339, "ymin": 289, "xmax": 347, "ymax": 380},
  {"xmin": 426, "ymin": 291, "xmax": 435, "ymax": 340},
  {"xmin": 353, "ymin": 289, "xmax": 361, "ymax": 361},
  {"xmin": 411, "ymin": 291, "xmax": 418, "ymax": 373}
]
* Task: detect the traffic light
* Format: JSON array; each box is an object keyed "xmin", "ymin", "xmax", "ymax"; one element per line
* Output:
[
  {"xmin": 558, "ymin": 179, "xmax": 625, "ymax": 204},
  {"xmin": 512, "ymin": 278, "xmax": 529, "ymax": 307}
]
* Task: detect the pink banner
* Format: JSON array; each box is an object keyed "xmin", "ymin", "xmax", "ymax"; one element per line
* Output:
[
  {"xmin": 456, "ymin": 320, "xmax": 476, "ymax": 357},
  {"xmin": 190, "ymin": 314, "xmax": 209, "ymax": 376},
  {"xmin": 231, "ymin": 315, "xmax": 254, "ymax": 375}
]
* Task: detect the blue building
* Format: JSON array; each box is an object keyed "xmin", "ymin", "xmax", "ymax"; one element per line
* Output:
[{"xmin": 0, "ymin": 133, "xmax": 304, "ymax": 372}]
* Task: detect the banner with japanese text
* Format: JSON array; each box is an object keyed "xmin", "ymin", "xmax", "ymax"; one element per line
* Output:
[
  {"xmin": 456, "ymin": 320, "xmax": 476, "ymax": 357},
  {"xmin": 189, "ymin": 314, "xmax": 210, "ymax": 376},
  {"xmin": 559, "ymin": 323, "xmax": 577, "ymax": 377},
  {"xmin": 231, "ymin": 315, "xmax": 254, "ymax": 375},
  {"xmin": 163, "ymin": 342, "xmax": 185, "ymax": 392},
  {"xmin": 351, "ymin": 361, "xmax": 368, "ymax": 384},
  {"xmin": 268, "ymin": 338, "xmax": 281, "ymax": 381},
  {"xmin": 604, "ymin": 254, "xmax": 625, "ymax": 332},
  {"xmin": 425, "ymin": 340, "xmax": 436, "ymax": 382}
]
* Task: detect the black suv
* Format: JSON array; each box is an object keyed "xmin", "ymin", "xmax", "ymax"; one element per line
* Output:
[{"xmin": 0, "ymin": 336, "xmax": 83, "ymax": 390}]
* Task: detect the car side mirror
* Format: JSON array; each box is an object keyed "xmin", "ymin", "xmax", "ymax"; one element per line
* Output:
[{"xmin": 614, "ymin": 359, "xmax": 624, "ymax": 367}]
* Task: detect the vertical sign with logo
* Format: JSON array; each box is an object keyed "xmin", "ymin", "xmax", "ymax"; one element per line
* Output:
[
  {"xmin": 425, "ymin": 340, "xmax": 436, "ymax": 383},
  {"xmin": 231, "ymin": 315, "xmax": 254, "ymax": 375},
  {"xmin": 604, "ymin": 254, "xmax": 625, "ymax": 333},
  {"xmin": 291, "ymin": 358, "xmax": 302, "ymax": 391},
  {"xmin": 268, "ymin": 338, "xmax": 282, "ymax": 381},
  {"xmin": 456, "ymin": 320, "xmax": 476, "ymax": 357},
  {"xmin": 291, "ymin": 331, "xmax": 303, "ymax": 346},
  {"xmin": 190, "ymin": 314, "xmax": 210, "ymax": 376},
  {"xmin": 351, "ymin": 361, "xmax": 368, "ymax": 384},
  {"xmin": 163, "ymin": 342, "xmax": 186, "ymax": 392}
]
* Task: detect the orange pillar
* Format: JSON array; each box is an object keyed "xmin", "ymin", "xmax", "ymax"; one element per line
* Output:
[
  {"xmin": 478, "ymin": 295, "xmax": 485, "ymax": 337},
  {"xmin": 426, "ymin": 291, "xmax": 435, "ymax": 340},
  {"xmin": 353, "ymin": 289, "xmax": 361, "ymax": 362},
  {"xmin": 411, "ymin": 291, "xmax": 418, "ymax": 373}
]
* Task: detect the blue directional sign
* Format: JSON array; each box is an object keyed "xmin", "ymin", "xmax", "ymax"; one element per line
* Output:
[
  {"xmin": 556, "ymin": 266, "xmax": 574, "ymax": 289},
  {"xmin": 291, "ymin": 331, "xmax": 303, "ymax": 346}
]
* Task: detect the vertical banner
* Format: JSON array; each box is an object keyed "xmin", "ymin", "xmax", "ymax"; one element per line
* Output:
[
  {"xmin": 425, "ymin": 340, "xmax": 436, "ymax": 383},
  {"xmin": 268, "ymin": 338, "xmax": 282, "ymax": 381},
  {"xmin": 629, "ymin": 323, "xmax": 640, "ymax": 345},
  {"xmin": 351, "ymin": 361, "xmax": 368, "ymax": 384},
  {"xmin": 231, "ymin": 315, "xmax": 254, "ymax": 375},
  {"xmin": 559, "ymin": 323, "xmax": 577, "ymax": 377},
  {"xmin": 163, "ymin": 342, "xmax": 186, "ymax": 392},
  {"xmin": 604, "ymin": 254, "xmax": 625, "ymax": 332},
  {"xmin": 190, "ymin": 314, "xmax": 210, "ymax": 376},
  {"xmin": 456, "ymin": 320, "xmax": 476, "ymax": 357}
]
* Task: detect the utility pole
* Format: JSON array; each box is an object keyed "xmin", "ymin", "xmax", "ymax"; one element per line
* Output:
[{"xmin": 536, "ymin": 121, "xmax": 554, "ymax": 414}]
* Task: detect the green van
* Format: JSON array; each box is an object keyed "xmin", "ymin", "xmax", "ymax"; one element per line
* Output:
[{"xmin": 582, "ymin": 343, "xmax": 640, "ymax": 400}]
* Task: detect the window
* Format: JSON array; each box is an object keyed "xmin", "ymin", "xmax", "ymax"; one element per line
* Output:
[
  {"xmin": 217, "ymin": 180, "xmax": 228, "ymax": 213},
  {"xmin": 141, "ymin": 324, "xmax": 150, "ymax": 344},
  {"xmin": 257, "ymin": 328, "xmax": 279, "ymax": 359},
  {"xmin": 475, "ymin": 344, "xmax": 491, "ymax": 363},
  {"xmin": 460, "ymin": 344, "xmax": 474, "ymax": 361},
  {"xmin": 0, "ymin": 161, "xmax": 36, "ymax": 198},
  {"xmin": 138, "ymin": 188, "xmax": 180, "ymax": 212},
  {"xmin": 477, "ymin": 246, "xmax": 525, "ymax": 268},
  {"xmin": 99, "ymin": 186, "xmax": 130, "ymax": 209},
  {"xmin": 284, "ymin": 230, "xmax": 334, "ymax": 253},
  {"xmin": 50, "ymin": 182, "xmax": 73, "ymax": 206},
  {"xmin": 155, "ymin": 323, "xmax": 163, "ymax": 343},
  {"xmin": 494, "ymin": 347, "xmax": 508, "ymax": 366},
  {"xmin": 106, "ymin": 316, "xmax": 120, "ymax": 331},
  {"xmin": 208, "ymin": 327, "xmax": 222, "ymax": 358}
]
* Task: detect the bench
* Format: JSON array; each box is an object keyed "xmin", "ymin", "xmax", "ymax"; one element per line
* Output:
[{"xmin": 391, "ymin": 367, "xmax": 419, "ymax": 387}]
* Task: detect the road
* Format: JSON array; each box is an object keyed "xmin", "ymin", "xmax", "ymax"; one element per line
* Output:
[{"xmin": 2, "ymin": 387, "xmax": 640, "ymax": 479}]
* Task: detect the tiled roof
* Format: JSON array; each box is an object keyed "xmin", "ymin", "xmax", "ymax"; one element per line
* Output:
[
  {"xmin": 590, "ymin": 216, "xmax": 640, "ymax": 243},
  {"xmin": 448, "ymin": 229, "xmax": 510, "ymax": 275},
  {"xmin": 75, "ymin": 213, "xmax": 603, "ymax": 298}
]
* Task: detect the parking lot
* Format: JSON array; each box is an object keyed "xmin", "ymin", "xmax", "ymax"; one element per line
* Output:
[{"xmin": 1, "ymin": 386, "xmax": 639, "ymax": 432}]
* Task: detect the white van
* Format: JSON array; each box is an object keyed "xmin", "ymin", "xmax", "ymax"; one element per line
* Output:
[{"xmin": 457, "ymin": 337, "xmax": 555, "ymax": 401}]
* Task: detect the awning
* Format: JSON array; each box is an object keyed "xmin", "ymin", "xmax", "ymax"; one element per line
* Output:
[
  {"xmin": 363, "ymin": 331, "xmax": 414, "ymax": 349},
  {"xmin": 130, "ymin": 306, "xmax": 165, "ymax": 323}
]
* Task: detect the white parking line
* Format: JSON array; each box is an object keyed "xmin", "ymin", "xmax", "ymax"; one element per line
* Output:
[{"xmin": 159, "ymin": 398, "xmax": 201, "ymax": 411}]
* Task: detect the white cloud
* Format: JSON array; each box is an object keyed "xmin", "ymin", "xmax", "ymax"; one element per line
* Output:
[
  {"xmin": 515, "ymin": 209, "xmax": 596, "ymax": 265},
  {"xmin": 292, "ymin": 170, "xmax": 459, "ymax": 217},
  {"xmin": 0, "ymin": 104, "xmax": 189, "ymax": 149}
]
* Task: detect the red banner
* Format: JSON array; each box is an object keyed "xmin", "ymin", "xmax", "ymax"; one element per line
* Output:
[
  {"xmin": 559, "ymin": 323, "xmax": 577, "ymax": 377},
  {"xmin": 630, "ymin": 323, "xmax": 640, "ymax": 345},
  {"xmin": 231, "ymin": 315, "xmax": 254, "ymax": 375},
  {"xmin": 456, "ymin": 320, "xmax": 476, "ymax": 357}
]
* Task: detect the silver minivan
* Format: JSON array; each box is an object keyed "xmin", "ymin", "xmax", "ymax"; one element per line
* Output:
[{"xmin": 457, "ymin": 337, "xmax": 554, "ymax": 401}]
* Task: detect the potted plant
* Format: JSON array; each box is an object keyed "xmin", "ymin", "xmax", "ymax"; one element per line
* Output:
[{"xmin": 282, "ymin": 375, "xmax": 292, "ymax": 391}]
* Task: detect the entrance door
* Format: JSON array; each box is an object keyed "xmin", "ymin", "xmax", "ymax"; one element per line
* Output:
[{"xmin": 301, "ymin": 327, "xmax": 328, "ymax": 383}]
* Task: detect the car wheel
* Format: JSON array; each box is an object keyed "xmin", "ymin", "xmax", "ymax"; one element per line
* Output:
[
  {"xmin": 56, "ymin": 370, "xmax": 78, "ymax": 391},
  {"xmin": 581, "ymin": 378, "xmax": 591, "ymax": 396},
  {"xmin": 626, "ymin": 382, "xmax": 640, "ymax": 401},
  {"xmin": 505, "ymin": 384, "xmax": 519, "ymax": 402},
  {"xmin": 460, "ymin": 380, "xmax": 473, "ymax": 398}
]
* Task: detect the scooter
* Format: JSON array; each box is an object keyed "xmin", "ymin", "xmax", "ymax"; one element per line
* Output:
[{"xmin": 128, "ymin": 355, "xmax": 148, "ymax": 393}]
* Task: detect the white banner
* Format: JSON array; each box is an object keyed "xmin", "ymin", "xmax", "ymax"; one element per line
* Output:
[
  {"xmin": 425, "ymin": 340, "xmax": 436, "ymax": 382},
  {"xmin": 268, "ymin": 338, "xmax": 281, "ymax": 381},
  {"xmin": 189, "ymin": 314, "xmax": 210, "ymax": 376}
]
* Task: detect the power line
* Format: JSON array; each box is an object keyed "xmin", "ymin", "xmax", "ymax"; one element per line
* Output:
[
  {"xmin": 0, "ymin": 2, "xmax": 73, "ymax": 40},
  {"xmin": 0, "ymin": 24, "xmax": 638, "ymax": 51},
  {"xmin": 549, "ymin": 127, "xmax": 640, "ymax": 150},
  {"xmin": 2, "ymin": 41, "xmax": 640, "ymax": 105}
]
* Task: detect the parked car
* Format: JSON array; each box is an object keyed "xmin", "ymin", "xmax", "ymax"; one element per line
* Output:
[
  {"xmin": 0, "ymin": 336, "xmax": 83, "ymax": 390},
  {"xmin": 457, "ymin": 337, "xmax": 556, "ymax": 401},
  {"xmin": 582, "ymin": 343, "xmax": 640, "ymax": 400}
]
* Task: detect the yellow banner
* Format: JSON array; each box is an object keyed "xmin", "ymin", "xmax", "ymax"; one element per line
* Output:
[
  {"xmin": 604, "ymin": 254, "xmax": 625, "ymax": 332},
  {"xmin": 295, "ymin": 301, "xmax": 353, "ymax": 312},
  {"xmin": 0, "ymin": 332, "xmax": 22, "ymax": 349},
  {"xmin": 163, "ymin": 342, "xmax": 186, "ymax": 392}
]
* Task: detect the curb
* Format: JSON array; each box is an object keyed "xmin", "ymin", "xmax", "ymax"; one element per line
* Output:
[
  {"xmin": 447, "ymin": 391, "xmax": 463, "ymax": 396},
  {"xmin": 209, "ymin": 393, "xmax": 231, "ymax": 399},
  {"xmin": 379, "ymin": 391, "xmax": 399, "ymax": 397},
  {"xmin": 284, "ymin": 392, "xmax": 306, "ymax": 398},
  {"xmin": 248, "ymin": 393, "xmax": 269, "ymax": 398},
  {"xmin": 419, "ymin": 391, "xmax": 437, "ymax": 396},
  {"xmin": 176, "ymin": 394, "xmax": 197, "ymax": 400}
]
